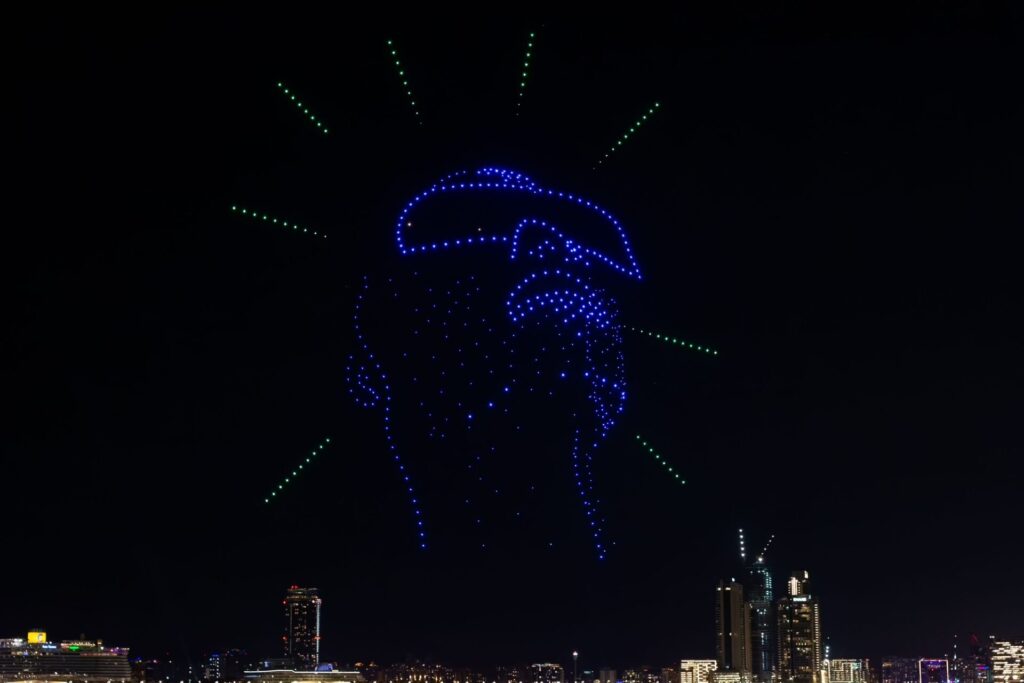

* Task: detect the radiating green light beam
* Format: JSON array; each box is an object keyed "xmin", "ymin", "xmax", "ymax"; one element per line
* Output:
[
  {"xmin": 515, "ymin": 31, "xmax": 536, "ymax": 116},
  {"xmin": 386, "ymin": 39, "xmax": 423, "ymax": 125},
  {"xmin": 264, "ymin": 437, "xmax": 332, "ymax": 504},
  {"xmin": 627, "ymin": 325, "xmax": 718, "ymax": 356},
  {"xmin": 635, "ymin": 434, "xmax": 686, "ymax": 485},
  {"xmin": 230, "ymin": 205, "xmax": 328, "ymax": 240},
  {"xmin": 594, "ymin": 102, "xmax": 661, "ymax": 169},
  {"xmin": 276, "ymin": 82, "xmax": 329, "ymax": 134}
]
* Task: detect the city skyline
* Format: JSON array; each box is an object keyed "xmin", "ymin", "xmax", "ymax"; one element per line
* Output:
[
  {"xmin": 4, "ymin": 553, "xmax": 1018, "ymax": 671},
  {"xmin": 3, "ymin": 623, "xmax": 1022, "ymax": 683}
]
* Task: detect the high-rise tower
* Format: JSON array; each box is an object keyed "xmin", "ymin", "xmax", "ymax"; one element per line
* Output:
[
  {"xmin": 283, "ymin": 586, "xmax": 321, "ymax": 670},
  {"xmin": 745, "ymin": 533, "xmax": 775, "ymax": 683},
  {"xmin": 777, "ymin": 571, "xmax": 822, "ymax": 683},
  {"xmin": 716, "ymin": 579, "xmax": 752, "ymax": 675}
]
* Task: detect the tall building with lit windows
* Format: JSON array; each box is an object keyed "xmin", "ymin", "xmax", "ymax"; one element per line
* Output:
[
  {"xmin": 917, "ymin": 661, "xmax": 950, "ymax": 683},
  {"xmin": 992, "ymin": 642, "xmax": 1024, "ymax": 683},
  {"xmin": 828, "ymin": 659, "xmax": 871, "ymax": 683},
  {"xmin": 746, "ymin": 556, "xmax": 774, "ymax": 683},
  {"xmin": 776, "ymin": 571, "xmax": 822, "ymax": 683},
  {"xmin": 880, "ymin": 658, "xmax": 918, "ymax": 683},
  {"xmin": 716, "ymin": 580, "xmax": 752, "ymax": 675},
  {"xmin": 531, "ymin": 664, "xmax": 566, "ymax": 683},
  {"xmin": 680, "ymin": 661, "xmax": 718, "ymax": 683},
  {"xmin": 283, "ymin": 586, "xmax": 321, "ymax": 670}
]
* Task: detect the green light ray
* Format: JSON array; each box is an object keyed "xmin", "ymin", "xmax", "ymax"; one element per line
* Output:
[
  {"xmin": 628, "ymin": 325, "xmax": 718, "ymax": 356},
  {"xmin": 264, "ymin": 437, "xmax": 332, "ymax": 504},
  {"xmin": 230, "ymin": 205, "xmax": 328, "ymax": 240},
  {"xmin": 515, "ymin": 31, "xmax": 536, "ymax": 116},
  {"xmin": 276, "ymin": 82, "xmax": 328, "ymax": 134},
  {"xmin": 594, "ymin": 102, "xmax": 661, "ymax": 169},
  {"xmin": 635, "ymin": 434, "xmax": 686, "ymax": 485},
  {"xmin": 386, "ymin": 39, "xmax": 423, "ymax": 125}
]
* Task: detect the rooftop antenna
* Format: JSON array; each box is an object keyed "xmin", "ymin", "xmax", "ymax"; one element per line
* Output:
[{"xmin": 739, "ymin": 528, "xmax": 746, "ymax": 562}]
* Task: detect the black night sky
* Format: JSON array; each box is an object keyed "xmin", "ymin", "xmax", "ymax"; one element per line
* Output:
[{"xmin": 7, "ymin": 5, "xmax": 1022, "ymax": 671}]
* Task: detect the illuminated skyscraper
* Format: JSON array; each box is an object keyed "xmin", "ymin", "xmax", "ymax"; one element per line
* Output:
[
  {"xmin": 746, "ymin": 556, "xmax": 774, "ymax": 683},
  {"xmin": 716, "ymin": 580, "xmax": 752, "ymax": 675},
  {"xmin": 786, "ymin": 571, "xmax": 810, "ymax": 598},
  {"xmin": 776, "ymin": 571, "xmax": 822, "ymax": 683},
  {"xmin": 283, "ymin": 586, "xmax": 321, "ymax": 670}
]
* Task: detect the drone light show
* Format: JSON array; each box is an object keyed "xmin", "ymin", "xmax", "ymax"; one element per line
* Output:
[
  {"xmin": 241, "ymin": 33, "xmax": 716, "ymax": 561},
  {"xmin": 347, "ymin": 166, "xmax": 643, "ymax": 559}
]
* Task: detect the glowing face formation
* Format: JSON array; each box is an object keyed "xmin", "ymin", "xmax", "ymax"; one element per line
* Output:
[{"xmin": 347, "ymin": 167, "xmax": 641, "ymax": 559}]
